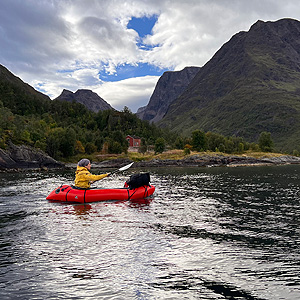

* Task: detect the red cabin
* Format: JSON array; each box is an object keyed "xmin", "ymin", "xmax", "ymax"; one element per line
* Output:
[{"xmin": 126, "ymin": 135, "xmax": 141, "ymax": 148}]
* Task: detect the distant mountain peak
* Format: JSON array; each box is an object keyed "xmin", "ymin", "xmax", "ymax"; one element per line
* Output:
[{"xmin": 54, "ymin": 89, "xmax": 113, "ymax": 112}]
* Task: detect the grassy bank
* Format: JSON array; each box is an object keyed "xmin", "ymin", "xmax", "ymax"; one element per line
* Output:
[{"xmin": 63, "ymin": 150, "xmax": 286, "ymax": 164}]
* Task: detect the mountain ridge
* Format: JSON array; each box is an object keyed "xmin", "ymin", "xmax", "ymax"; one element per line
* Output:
[
  {"xmin": 157, "ymin": 18, "xmax": 300, "ymax": 152},
  {"xmin": 0, "ymin": 64, "xmax": 51, "ymax": 101},
  {"xmin": 2, "ymin": 18, "xmax": 300, "ymax": 152}
]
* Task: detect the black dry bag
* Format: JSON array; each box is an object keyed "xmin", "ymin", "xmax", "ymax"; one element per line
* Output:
[{"xmin": 126, "ymin": 173, "xmax": 150, "ymax": 189}]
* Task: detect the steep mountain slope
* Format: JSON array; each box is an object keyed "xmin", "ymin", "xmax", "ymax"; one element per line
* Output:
[
  {"xmin": 55, "ymin": 89, "xmax": 113, "ymax": 112},
  {"xmin": 158, "ymin": 18, "xmax": 300, "ymax": 152},
  {"xmin": 0, "ymin": 64, "xmax": 51, "ymax": 115},
  {"xmin": 136, "ymin": 66, "xmax": 200, "ymax": 123}
]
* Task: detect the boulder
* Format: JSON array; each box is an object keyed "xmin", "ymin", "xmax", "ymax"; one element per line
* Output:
[{"xmin": 0, "ymin": 142, "xmax": 64, "ymax": 170}]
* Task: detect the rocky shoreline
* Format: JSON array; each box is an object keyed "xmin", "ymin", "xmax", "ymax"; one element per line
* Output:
[
  {"xmin": 89, "ymin": 154, "xmax": 300, "ymax": 169},
  {"xmin": 1, "ymin": 142, "xmax": 300, "ymax": 172},
  {"xmin": 0, "ymin": 142, "xmax": 64, "ymax": 172}
]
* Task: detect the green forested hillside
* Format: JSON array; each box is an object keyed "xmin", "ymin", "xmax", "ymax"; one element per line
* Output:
[
  {"xmin": 0, "ymin": 65, "xmax": 173, "ymax": 160},
  {"xmin": 0, "ymin": 56, "xmax": 277, "ymax": 161},
  {"xmin": 0, "ymin": 98, "xmax": 170, "ymax": 160}
]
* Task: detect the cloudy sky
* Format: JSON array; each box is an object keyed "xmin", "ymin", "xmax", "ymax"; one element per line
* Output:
[{"xmin": 1, "ymin": 0, "xmax": 300, "ymax": 112}]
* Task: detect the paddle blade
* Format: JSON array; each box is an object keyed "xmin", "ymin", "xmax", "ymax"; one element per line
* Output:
[{"xmin": 119, "ymin": 162, "xmax": 134, "ymax": 171}]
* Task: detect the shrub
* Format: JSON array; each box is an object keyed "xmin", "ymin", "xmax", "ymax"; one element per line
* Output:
[{"xmin": 184, "ymin": 147, "xmax": 191, "ymax": 155}]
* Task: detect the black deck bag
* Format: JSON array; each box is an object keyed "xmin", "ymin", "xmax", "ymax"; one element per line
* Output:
[{"xmin": 126, "ymin": 173, "xmax": 150, "ymax": 189}]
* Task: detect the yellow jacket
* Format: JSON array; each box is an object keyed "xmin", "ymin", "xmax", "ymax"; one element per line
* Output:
[{"xmin": 74, "ymin": 166, "xmax": 108, "ymax": 189}]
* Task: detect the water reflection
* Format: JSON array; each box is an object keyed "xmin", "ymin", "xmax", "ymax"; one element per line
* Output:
[
  {"xmin": 48, "ymin": 197, "xmax": 154, "ymax": 218},
  {"xmin": 0, "ymin": 165, "xmax": 299, "ymax": 299}
]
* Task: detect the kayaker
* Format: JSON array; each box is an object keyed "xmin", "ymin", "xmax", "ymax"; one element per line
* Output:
[{"xmin": 74, "ymin": 159, "xmax": 109, "ymax": 189}]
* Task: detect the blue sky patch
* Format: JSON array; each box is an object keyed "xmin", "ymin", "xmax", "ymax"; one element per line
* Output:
[
  {"xmin": 97, "ymin": 15, "xmax": 166, "ymax": 82},
  {"xmin": 99, "ymin": 62, "xmax": 169, "ymax": 81},
  {"xmin": 127, "ymin": 15, "xmax": 158, "ymax": 38}
]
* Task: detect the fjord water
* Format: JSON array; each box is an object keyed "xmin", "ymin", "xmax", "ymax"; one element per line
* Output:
[{"xmin": 0, "ymin": 165, "xmax": 299, "ymax": 300}]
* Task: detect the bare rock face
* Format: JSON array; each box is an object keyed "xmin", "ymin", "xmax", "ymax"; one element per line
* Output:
[
  {"xmin": 0, "ymin": 142, "xmax": 64, "ymax": 170},
  {"xmin": 157, "ymin": 18, "xmax": 300, "ymax": 152},
  {"xmin": 136, "ymin": 66, "xmax": 200, "ymax": 123},
  {"xmin": 55, "ymin": 89, "xmax": 113, "ymax": 112}
]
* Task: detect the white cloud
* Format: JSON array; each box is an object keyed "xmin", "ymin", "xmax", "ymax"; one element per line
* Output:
[
  {"xmin": 142, "ymin": 0, "xmax": 294, "ymax": 70},
  {"xmin": 1, "ymin": 0, "xmax": 300, "ymax": 111},
  {"xmin": 94, "ymin": 76, "xmax": 159, "ymax": 112},
  {"xmin": 30, "ymin": 68, "xmax": 103, "ymax": 100}
]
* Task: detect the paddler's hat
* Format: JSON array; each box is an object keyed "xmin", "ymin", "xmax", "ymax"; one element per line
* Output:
[{"xmin": 78, "ymin": 158, "xmax": 90, "ymax": 167}]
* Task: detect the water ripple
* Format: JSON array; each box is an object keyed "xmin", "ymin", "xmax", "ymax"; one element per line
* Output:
[{"xmin": 0, "ymin": 165, "xmax": 299, "ymax": 299}]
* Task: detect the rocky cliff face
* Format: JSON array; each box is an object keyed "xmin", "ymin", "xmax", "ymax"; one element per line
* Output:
[
  {"xmin": 158, "ymin": 18, "xmax": 300, "ymax": 152},
  {"xmin": 0, "ymin": 142, "xmax": 64, "ymax": 170},
  {"xmin": 55, "ymin": 89, "xmax": 113, "ymax": 112},
  {"xmin": 136, "ymin": 66, "xmax": 200, "ymax": 123}
]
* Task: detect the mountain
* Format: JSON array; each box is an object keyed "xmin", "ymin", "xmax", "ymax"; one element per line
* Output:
[
  {"xmin": 157, "ymin": 18, "xmax": 300, "ymax": 152},
  {"xmin": 55, "ymin": 89, "xmax": 113, "ymax": 112},
  {"xmin": 0, "ymin": 64, "xmax": 51, "ymax": 115},
  {"xmin": 0, "ymin": 64, "xmax": 113, "ymax": 114},
  {"xmin": 0, "ymin": 64, "xmax": 50, "ymax": 100},
  {"xmin": 136, "ymin": 66, "xmax": 200, "ymax": 123}
]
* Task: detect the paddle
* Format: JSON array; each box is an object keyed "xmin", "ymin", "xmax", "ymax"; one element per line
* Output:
[{"xmin": 109, "ymin": 162, "xmax": 134, "ymax": 175}]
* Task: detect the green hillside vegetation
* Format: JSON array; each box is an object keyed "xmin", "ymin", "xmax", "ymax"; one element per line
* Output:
[
  {"xmin": 0, "ymin": 64, "xmax": 277, "ymax": 162},
  {"xmin": 158, "ymin": 19, "xmax": 300, "ymax": 153},
  {"xmin": 0, "ymin": 77, "xmax": 272, "ymax": 161},
  {"xmin": 0, "ymin": 65, "xmax": 178, "ymax": 161},
  {"xmin": 0, "ymin": 94, "xmax": 173, "ymax": 160}
]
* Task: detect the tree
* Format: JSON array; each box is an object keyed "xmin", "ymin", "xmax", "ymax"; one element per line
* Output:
[
  {"xmin": 154, "ymin": 137, "xmax": 166, "ymax": 154},
  {"xmin": 206, "ymin": 132, "xmax": 225, "ymax": 152},
  {"xmin": 218, "ymin": 143, "xmax": 226, "ymax": 153},
  {"xmin": 183, "ymin": 147, "xmax": 191, "ymax": 155},
  {"xmin": 224, "ymin": 138, "xmax": 235, "ymax": 153},
  {"xmin": 238, "ymin": 142, "xmax": 245, "ymax": 154},
  {"xmin": 34, "ymin": 139, "xmax": 46, "ymax": 151},
  {"xmin": 75, "ymin": 140, "xmax": 85, "ymax": 154},
  {"xmin": 60, "ymin": 127, "xmax": 76, "ymax": 157},
  {"xmin": 108, "ymin": 141, "xmax": 123, "ymax": 154},
  {"xmin": 46, "ymin": 128, "xmax": 63, "ymax": 159},
  {"xmin": 139, "ymin": 138, "xmax": 147, "ymax": 154},
  {"xmin": 174, "ymin": 136, "xmax": 185, "ymax": 149},
  {"xmin": 85, "ymin": 142, "xmax": 97, "ymax": 154},
  {"xmin": 258, "ymin": 131, "xmax": 274, "ymax": 152},
  {"xmin": 111, "ymin": 130, "xmax": 128, "ymax": 152},
  {"xmin": 191, "ymin": 130, "xmax": 207, "ymax": 151}
]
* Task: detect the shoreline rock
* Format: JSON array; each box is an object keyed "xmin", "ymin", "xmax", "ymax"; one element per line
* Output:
[
  {"xmin": 86, "ymin": 154, "xmax": 300, "ymax": 169},
  {"xmin": 2, "ymin": 148, "xmax": 300, "ymax": 172},
  {"xmin": 0, "ymin": 142, "xmax": 64, "ymax": 172}
]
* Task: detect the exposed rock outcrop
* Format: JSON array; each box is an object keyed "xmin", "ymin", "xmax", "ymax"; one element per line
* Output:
[
  {"xmin": 132, "ymin": 154, "xmax": 290, "ymax": 168},
  {"xmin": 0, "ymin": 142, "xmax": 64, "ymax": 171},
  {"xmin": 55, "ymin": 89, "xmax": 113, "ymax": 112},
  {"xmin": 136, "ymin": 66, "xmax": 200, "ymax": 123},
  {"xmin": 77, "ymin": 154, "xmax": 300, "ymax": 169}
]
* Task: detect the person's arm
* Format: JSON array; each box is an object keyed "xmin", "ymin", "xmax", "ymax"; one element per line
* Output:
[{"xmin": 85, "ymin": 173, "xmax": 109, "ymax": 183}]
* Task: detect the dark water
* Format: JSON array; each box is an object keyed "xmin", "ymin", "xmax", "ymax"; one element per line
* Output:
[{"xmin": 0, "ymin": 165, "xmax": 299, "ymax": 300}]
